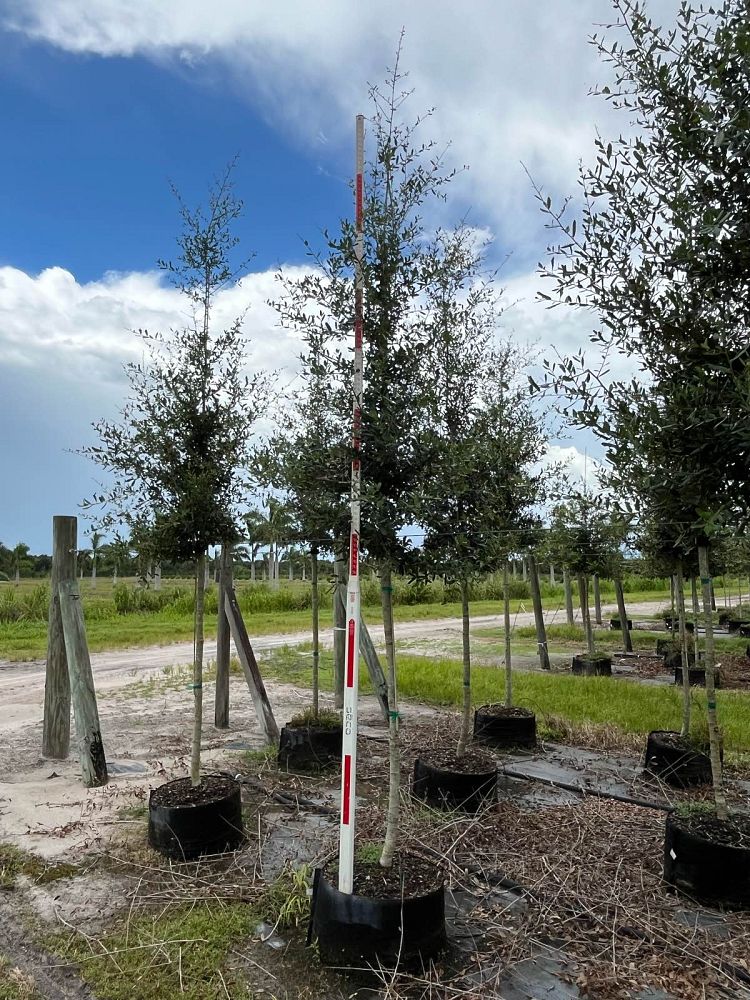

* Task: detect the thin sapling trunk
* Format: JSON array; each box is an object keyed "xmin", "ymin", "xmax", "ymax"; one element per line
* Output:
[
  {"xmin": 379, "ymin": 564, "xmax": 400, "ymax": 869},
  {"xmin": 456, "ymin": 577, "xmax": 472, "ymax": 757},
  {"xmin": 593, "ymin": 573, "xmax": 602, "ymax": 625},
  {"xmin": 311, "ymin": 547, "xmax": 319, "ymax": 719},
  {"xmin": 578, "ymin": 574, "xmax": 595, "ymax": 655},
  {"xmin": 675, "ymin": 559, "xmax": 691, "ymax": 738},
  {"xmin": 698, "ymin": 545, "xmax": 728, "ymax": 821},
  {"xmin": 691, "ymin": 577, "xmax": 701, "ymax": 665},
  {"xmin": 504, "ymin": 560, "xmax": 512, "ymax": 706},
  {"xmin": 191, "ymin": 551, "xmax": 207, "ymax": 786}
]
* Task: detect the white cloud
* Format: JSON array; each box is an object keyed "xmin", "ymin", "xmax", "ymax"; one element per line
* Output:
[{"xmin": 3, "ymin": 0, "xmax": 681, "ymax": 259}]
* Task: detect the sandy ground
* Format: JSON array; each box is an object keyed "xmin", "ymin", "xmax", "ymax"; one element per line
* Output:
[{"xmin": 0, "ymin": 598, "xmax": 682, "ymax": 861}]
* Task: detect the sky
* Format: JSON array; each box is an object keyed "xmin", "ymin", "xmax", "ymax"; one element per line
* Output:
[{"xmin": 0, "ymin": 0, "xmax": 677, "ymax": 552}]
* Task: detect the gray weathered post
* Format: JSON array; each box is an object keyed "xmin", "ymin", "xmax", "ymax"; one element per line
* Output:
[
  {"xmin": 593, "ymin": 574, "xmax": 603, "ymax": 625},
  {"xmin": 42, "ymin": 515, "xmax": 76, "ymax": 759},
  {"xmin": 333, "ymin": 554, "xmax": 346, "ymax": 710},
  {"xmin": 58, "ymin": 580, "xmax": 108, "ymax": 787},
  {"xmin": 224, "ymin": 586, "xmax": 279, "ymax": 744},
  {"xmin": 214, "ymin": 543, "xmax": 232, "ymax": 729},
  {"xmin": 614, "ymin": 578, "xmax": 633, "ymax": 652},
  {"xmin": 528, "ymin": 552, "xmax": 551, "ymax": 670},
  {"xmin": 335, "ymin": 586, "xmax": 389, "ymax": 721},
  {"xmin": 563, "ymin": 567, "xmax": 575, "ymax": 625}
]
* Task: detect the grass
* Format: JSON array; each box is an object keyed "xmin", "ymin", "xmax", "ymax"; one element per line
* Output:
[
  {"xmin": 258, "ymin": 644, "xmax": 750, "ymax": 754},
  {"xmin": 0, "ymin": 587, "xmax": 682, "ymax": 662},
  {"xmin": 0, "ymin": 845, "xmax": 78, "ymax": 889},
  {"xmin": 0, "ymin": 958, "xmax": 38, "ymax": 1000},
  {"xmin": 55, "ymin": 901, "xmax": 257, "ymax": 1000}
]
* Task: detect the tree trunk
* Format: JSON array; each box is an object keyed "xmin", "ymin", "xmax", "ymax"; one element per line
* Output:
[
  {"xmin": 379, "ymin": 564, "xmax": 400, "ymax": 869},
  {"xmin": 563, "ymin": 568, "xmax": 574, "ymax": 625},
  {"xmin": 154, "ymin": 563, "xmax": 162, "ymax": 591},
  {"xmin": 191, "ymin": 552, "xmax": 206, "ymax": 786},
  {"xmin": 214, "ymin": 544, "xmax": 231, "ymax": 730},
  {"xmin": 456, "ymin": 577, "xmax": 472, "ymax": 756},
  {"xmin": 614, "ymin": 578, "xmax": 633, "ymax": 652},
  {"xmin": 250, "ymin": 554, "xmax": 256, "ymax": 582},
  {"xmin": 697, "ymin": 545, "xmax": 727, "ymax": 821},
  {"xmin": 511, "ymin": 560, "xmax": 517, "ymax": 580},
  {"xmin": 592, "ymin": 573, "xmax": 602, "ymax": 625},
  {"xmin": 333, "ymin": 553, "xmax": 346, "ymax": 710},
  {"xmin": 311, "ymin": 547, "xmax": 319, "ymax": 719},
  {"xmin": 14, "ymin": 566, "xmax": 19, "ymax": 586},
  {"xmin": 670, "ymin": 576, "xmax": 676, "ymax": 635},
  {"xmin": 528, "ymin": 551, "xmax": 550, "ymax": 670},
  {"xmin": 91, "ymin": 556, "xmax": 97, "ymax": 589},
  {"xmin": 675, "ymin": 559, "xmax": 691, "ymax": 738},
  {"xmin": 691, "ymin": 577, "xmax": 701, "ymax": 664},
  {"xmin": 504, "ymin": 561, "xmax": 512, "ymax": 706},
  {"xmin": 288, "ymin": 556, "xmax": 293, "ymax": 581},
  {"xmin": 578, "ymin": 574, "xmax": 595, "ymax": 655},
  {"xmin": 549, "ymin": 563, "xmax": 555, "ymax": 587},
  {"xmin": 521, "ymin": 558, "xmax": 527, "ymax": 582}
]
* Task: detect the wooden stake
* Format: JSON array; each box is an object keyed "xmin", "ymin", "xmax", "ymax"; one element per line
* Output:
[
  {"xmin": 528, "ymin": 552, "xmax": 551, "ymax": 670},
  {"xmin": 224, "ymin": 586, "xmax": 279, "ymax": 744},
  {"xmin": 335, "ymin": 585, "xmax": 388, "ymax": 720},
  {"xmin": 614, "ymin": 578, "xmax": 633, "ymax": 653},
  {"xmin": 214, "ymin": 543, "xmax": 232, "ymax": 729},
  {"xmin": 58, "ymin": 580, "xmax": 108, "ymax": 787},
  {"xmin": 43, "ymin": 515, "xmax": 75, "ymax": 759}
]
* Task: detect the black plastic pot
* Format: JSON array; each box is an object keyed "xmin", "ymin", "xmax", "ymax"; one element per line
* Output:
[
  {"xmin": 309, "ymin": 867, "xmax": 446, "ymax": 968},
  {"xmin": 664, "ymin": 811, "xmax": 750, "ymax": 909},
  {"xmin": 148, "ymin": 775, "xmax": 244, "ymax": 859},
  {"xmin": 473, "ymin": 705, "xmax": 537, "ymax": 749},
  {"xmin": 571, "ymin": 653, "xmax": 612, "ymax": 677},
  {"xmin": 663, "ymin": 616, "xmax": 695, "ymax": 634},
  {"xmin": 727, "ymin": 619, "xmax": 750, "ymax": 635},
  {"xmin": 609, "ymin": 618, "xmax": 633, "ymax": 630},
  {"xmin": 644, "ymin": 730, "xmax": 711, "ymax": 787},
  {"xmin": 412, "ymin": 756, "xmax": 496, "ymax": 812},
  {"xmin": 673, "ymin": 665, "xmax": 716, "ymax": 687},
  {"xmin": 277, "ymin": 723, "xmax": 342, "ymax": 770}
]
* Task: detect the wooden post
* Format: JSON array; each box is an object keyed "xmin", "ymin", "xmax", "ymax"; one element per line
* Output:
[
  {"xmin": 214, "ymin": 544, "xmax": 232, "ymax": 729},
  {"xmin": 58, "ymin": 580, "xmax": 108, "ymax": 787},
  {"xmin": 43, "ymin": 515, "xmax": 75, "ymax": 759},
  {"xmin": 593, "ymin": 574, "xmax": 603, "ymax": 625},
  {"xmin": 563, "ymin": 567, "xmax": 575, "ymax": 625},
  {"xmin": 614, "ymin": 578, "xmax": 633, "ymax": 653},
  {"xmin": 335, "ymin": 586, "xmax": 389, "ymax": 721},
  {"xmin": 224, "ymin": 586, "xmax": 279, "ymax": 744},
  {"xmin": 333, "ymin": 554, "xmax": 346, "ymax": 710},
  {"xmin": 528, "ymin": 552, "xmax": 551, "ymax": 670},
  {"xmin": 578, "ymin": 573, "xmax": 595, "ymax": 656},
  {"xmin": 549, "ymin": 563, "xmax": 556, "ymax": 587}
]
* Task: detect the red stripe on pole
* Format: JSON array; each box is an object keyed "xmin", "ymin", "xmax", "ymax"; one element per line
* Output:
[
  {"xmin": 356, "ymin": 175, "xmax": 363, "ymax": 220},
  {"xmin": 342, "ymin": 754, "xmax": 352, "ymax": 824},
  {"xmin": 346, "ymin": 619, "xmax": 355, "ymax": 686},
  {"xmin": 350, "ymin": 532, "xmax": 359, "ymax": 576}
]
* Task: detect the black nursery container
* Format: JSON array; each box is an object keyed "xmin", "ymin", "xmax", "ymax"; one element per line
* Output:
[
  {"xmin": 644, "ymin": 730, "xmax": 712, "ymax": 787},
  {"xmin": 412, "ymin": 756, "xmax": 497, "ymax": 813},
  {"xmin": 571, "ymin": 653, "xmax": 612, "ymax": 677},
  {"xmin": 664, "ymin": 811, "xmax": 750, "ymax": 909},
  {"xmin": 277, "ymin": 723, "xmax": 342, "ymax": 770},
  {"xmin": 309, "ymin": 867, "xmax": 446, "ymax": 968},
  {"xmin": 148, "ymin": 775, "xmax": 244, "ymax": 860},
  {"xmin": 609, "ymin": 618, "xmax": 633, "ymax": 630},
  {"xmin": 473, "ymin": 705, "xmax": 537, "ymax": 749}
]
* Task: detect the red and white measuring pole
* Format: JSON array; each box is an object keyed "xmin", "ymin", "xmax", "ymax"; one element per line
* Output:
[{"xmin": 338, "ymin": 113, "xmax": 365, "ymax": 894}]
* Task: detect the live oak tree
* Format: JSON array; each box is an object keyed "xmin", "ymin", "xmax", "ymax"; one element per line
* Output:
[
  {"xmin": 535, "ymin": 0, "xmax": 750, "ymax": 820},
  {"xmin": 416, "ymin": 226, "xmax": 546, "ymax": 752},
  {"xmin": 82, "ymin": 164, "xmax": 267, "ymax": 786},
  {"xmin": 273, "ymin": 51, "xmax": 459, "ymax": 867}
]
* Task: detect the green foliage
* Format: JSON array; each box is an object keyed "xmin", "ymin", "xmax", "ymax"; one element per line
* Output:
[
  {"xmin": 0, "ymin": 584, "xmax": 49, "ymax": 624},
  {"xmin": 260, "ymin": 863, "xmax": 312, "ymax": 930},
  {"xmin": 0, "ymin": 845, "xmax": 77, "ymax": 889},
  {"xmin": 287, "ymin": 707, "xmax": 340, "ymax": 729}
]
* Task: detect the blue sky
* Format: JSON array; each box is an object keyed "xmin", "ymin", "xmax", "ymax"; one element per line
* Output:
[{"xmin": 0, "ymin": 1, "xmax": 677, "ymax": 553}]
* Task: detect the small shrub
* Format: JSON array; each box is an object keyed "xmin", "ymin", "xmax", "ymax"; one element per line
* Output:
[{"xmin": 287, "ymin": 707, "xmax": 341, "ymax": 729}]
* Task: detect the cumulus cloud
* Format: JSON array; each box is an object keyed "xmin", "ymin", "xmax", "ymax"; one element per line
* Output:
[{"xmin": 2, "ymin": 0, "xmax": 681, "ymax": 259}]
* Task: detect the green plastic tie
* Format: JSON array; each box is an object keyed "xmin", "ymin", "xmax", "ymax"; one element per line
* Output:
[
  {"xmin": 188, "ymin": 683, "xmax": 203, "ymax": 690},
  {"xmin": 700, "ymin": 577, "xmax": 711, "ymax": 585},
  {"xmin": 388, "ymin": 709, "xmax": 400, "ymax": 720},
  {"xmin": 381, "ymin": 585, "xmax": 393, "ymax": 592},
  {"xmin": 708, "ymin": 700, "xmax": 717, "ymax": 710}
]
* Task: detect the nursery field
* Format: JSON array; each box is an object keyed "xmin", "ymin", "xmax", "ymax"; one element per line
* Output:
[
  {"xmin": 0, "ymin": 607, "xmax": 748, "ymax": 999},
  {"xmin": 0, "ymin": 573, "xmax": 737, "ymax": 661}
]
